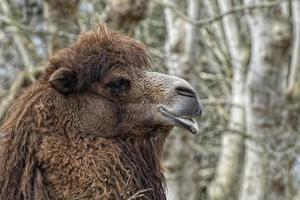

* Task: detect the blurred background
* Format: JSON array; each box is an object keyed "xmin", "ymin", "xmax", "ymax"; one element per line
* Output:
[{"xmin": 0, "ymin": 0, "xmax": 300, "ymax": 199}]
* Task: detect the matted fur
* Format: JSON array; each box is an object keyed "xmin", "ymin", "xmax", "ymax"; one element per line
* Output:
[
  {"xmin": 0, "ymin": 25, "xmax": 168, "ymax": 200},
  {"xmin": 41, "ymin": 25, "xmax": 150, "ymax": 91}
]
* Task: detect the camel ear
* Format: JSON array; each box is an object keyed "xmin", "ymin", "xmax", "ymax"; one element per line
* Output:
[{"xmin": 49, "ymin": 67, "xmax": 77, "ymax": 94}]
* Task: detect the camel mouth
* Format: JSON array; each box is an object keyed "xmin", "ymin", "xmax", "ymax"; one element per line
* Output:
[{"xmin": 158, "ymin": 106, "xmax": 199, "ymax": 134}]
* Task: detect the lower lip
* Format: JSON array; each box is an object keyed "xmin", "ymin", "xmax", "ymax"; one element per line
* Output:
[{"xmin": 158, "ymin": 106, "xmax": 198, "ymax": 134}]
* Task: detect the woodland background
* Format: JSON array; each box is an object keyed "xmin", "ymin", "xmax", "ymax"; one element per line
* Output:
[{"xmin": 0, "ymin": 0, "xmax": 300, "ymax": 200}]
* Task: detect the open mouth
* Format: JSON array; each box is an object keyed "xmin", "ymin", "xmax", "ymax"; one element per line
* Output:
[{"xmin": 158, "ymin": 106, "xmax": 199, "ymax": 134}]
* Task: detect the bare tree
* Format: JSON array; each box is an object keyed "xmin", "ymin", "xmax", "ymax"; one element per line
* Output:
[
  {"xmin": 288, "ymin": 0, "xmax": 300, "ymax": 102},
  {"xmin": 240, "ymin": 1, "xmax": 291, "ymax": 199},
  {"xmin": 163, "ymin": 0, "xmax": 200, "ymax": 199},
  {"xmin": 104, "ymin": 0, "xmax": 149, "ymax": 35},
  {"xmin": 208, "ymin": 1, "xmax": 249, "ymax": 200},
  {"xmin": 0, "ymin": 0, "xmax": 36, "ymax": 121},
  {"xmin": 44, "ymin": 0, "xmax": 80, "ymax": 54}
]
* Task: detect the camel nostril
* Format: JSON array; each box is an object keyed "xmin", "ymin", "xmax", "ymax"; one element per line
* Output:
[{"xmin": 175, "ymin": 86, "xmax": 196, "ymax": 97}]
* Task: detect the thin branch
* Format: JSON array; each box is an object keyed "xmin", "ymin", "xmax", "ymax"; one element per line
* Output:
[
  {"xmin": 0, "ymin": 0, "xmax": 35, "ymax": 81},
  {"xmin": 0, "ymin": 67, "xmax": 44, "ymax": 122},
  {"xmin": 288, "ymin": 0, "xmax": 300, "ymax": 101},
  {"xmin": 198, "ymin": 0, "xmax": 287, "ymax": 26},
  {"xmin": 0, "ymin": 75, "xmax": 24, "ymax": 122},
  {"xmin": 154, "ymin": 0, "xmax": 288, "ymax": 26},
  {"xmin": 0, "ymin": 15, "xmax": 75, "ymax": 38}
]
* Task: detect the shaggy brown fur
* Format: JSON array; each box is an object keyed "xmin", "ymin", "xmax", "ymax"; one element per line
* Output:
[{"xmin": 0, "ymin": 25, "xmax": 192, "ymax": 200}]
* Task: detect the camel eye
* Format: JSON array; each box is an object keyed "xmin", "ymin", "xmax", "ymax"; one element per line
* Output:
[{"xmin": 106, "ymin": 78, "xmax": 130, "ymax": 95}]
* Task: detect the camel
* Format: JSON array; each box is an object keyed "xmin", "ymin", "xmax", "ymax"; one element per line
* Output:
[{"xmin": 0, "ymin": 25, "xmax": 202, "ymax": 200}]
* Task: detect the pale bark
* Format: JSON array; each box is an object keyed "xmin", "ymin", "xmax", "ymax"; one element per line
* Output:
[
  {"xmin": 288, "ymin": 1, "xmax": 300, "ymax": 198},
  {"xmin": 163, "ymin": 1, "xmax": 183, "ymax": 196},
  {"xmin": 0, "ymin": 67, "xmax": 43, "ymax": 122},
  {"xmin": 164, "ymin": 0, "xmax": 185, "ymax": 76},
  {"xmin": 163, "ymin": 0, "xmax": 199, "ymax": 199},
  {"xmin": 280, "ymin": 1, "xmax": 290, "ymax": 17},
  {"xmin": 185, "ymin": 0, "xmax": 198, "ymax": 64},
  {"xmin": 0, "ymin": 0, "xmax": 37, "ymax": 122},
  {"xmin": 203, "ymin": 0, "xmax": 229, "ymax": 54},
  {"xmin": 0, "ymin": 0, "xmax": 34, "ymax": 80},
  {"xmin": 104, "ymin": 0, "xmax": 149, "ymax": 35},
  {"xmin": 0, "ymin": 75, "xmax": 24, "ymax": 122},
  {"xmin": 208, "ymin": 0, "xmax": 248, "ymax": 199},
  {"xmin": 293, "ymin": 191, "xmax": 300, "ymax": 200},
  {"xmin": 44, "ymin": 0, "xmax": 80, "ymax": 55},
  {"xmin": 240, "ymin": 1, "xmax": 291, "ymax": 199},
  {"xmin": 288, "ymin": 0, "xmax": 300, "ymax": 102}
]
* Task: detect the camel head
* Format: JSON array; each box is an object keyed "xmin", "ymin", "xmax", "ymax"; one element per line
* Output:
[{"xmin": 45, "ymin": 26, "xmax": 202, "ymax": 139}]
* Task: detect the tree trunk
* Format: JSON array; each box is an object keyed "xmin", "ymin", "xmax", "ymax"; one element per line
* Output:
[
  {"xmin": 288, "ymin": 0, "xmax": 300, "ymax": 103},
  {"xmin": 240, "ymin": 1, "xmax": 291, "ymax": 199},
  {"xmin": 293, "ymin": 191, "xmax": 300, "ymax": 200},
  {"xmin": 208, "ymin": 0, "xmax": 248, "ymax": 199},
  {"xmin": 104, "ymin": 0, "xmax": 149, "ymax": 35},
  {"xmin": 163, "ymin": 0, "xmax": 199, "ymax": 199},
  {"xmin": 203, "ymin": 0, "xmax": 229, "ymax": 54},
  {"xmin": 44, "ymin": 0, "xmax": 80, "ymax": 55}
]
